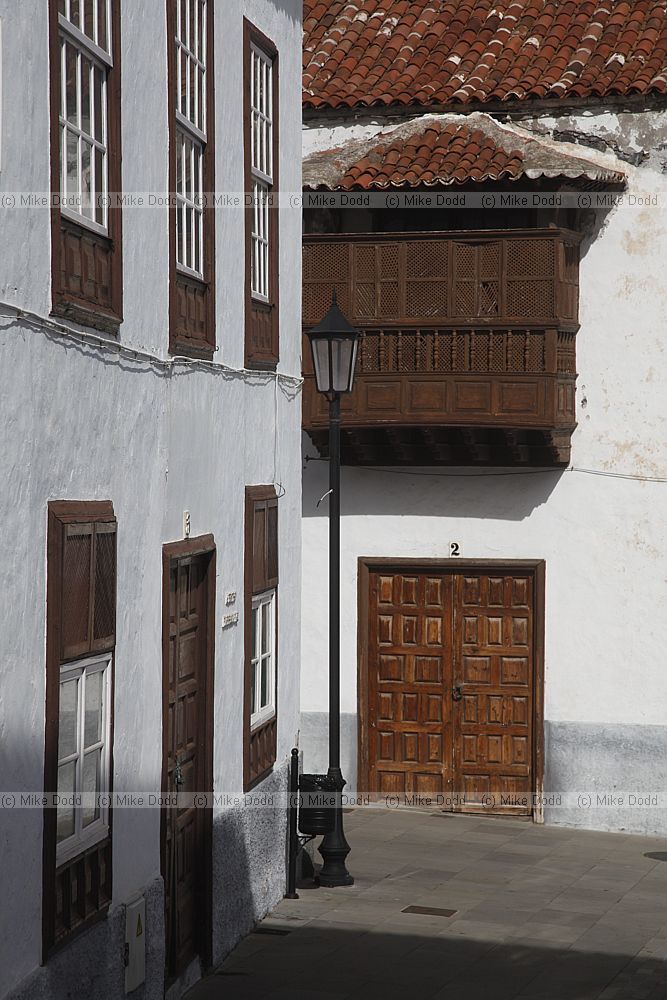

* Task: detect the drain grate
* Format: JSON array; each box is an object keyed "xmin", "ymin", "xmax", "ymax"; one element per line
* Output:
[
  {"xmin": 401, "ymin": 905, "xmax": 457, "ymax": 917},
  {"xmin": 253, "ymin": 926, "xmax": 291, "ymax": 936},
  {"xmin": 644, "ymin": 852, "xmax": 667, "ymax": 862}
]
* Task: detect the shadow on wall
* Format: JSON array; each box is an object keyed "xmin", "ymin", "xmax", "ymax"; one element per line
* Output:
[
  {"xmin": 302, "ymin": 447, "xmax": 565, "ymax": 521},
  {"xmin": 577, "ymin": 200, "xmax": 622, "ymax": 260},
  {"xmin": 6, "ymin": 877, "xmax": 164, "ymax": 1000},
  {"xmin": 271, "ymin": 0, "xmax": 302, "ymax": 21},
  {"xmin": 212, "ymin": 809, "xmax": 256, "ymax": 962},
  {"xmin": 211, "ymin": 761, "xmax": 290, "ymax": 965},
  {"xmin": 4, "ymin": 766, "xmax": 291, "ymax": 997}
]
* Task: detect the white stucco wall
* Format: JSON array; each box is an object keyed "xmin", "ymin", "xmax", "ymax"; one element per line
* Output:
[
  {"xmin": 300, "ymin": 109, "xmax": 667, "ymax": 830},
  {"xmin": 302, "ymin": 464, "xmax": 667, "ymax": 724},
  {"xmin": 0, "ymin": 1, "xmax": 302, "ymax": 997}
]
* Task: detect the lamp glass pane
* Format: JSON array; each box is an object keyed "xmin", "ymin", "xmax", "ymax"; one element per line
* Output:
[
  {"xmin": 349, "ymin": 337, "xmax": 359, "ymax": 391},
  {"xmin": 311, "ymin": 338, "xmax": 332, "ymax": 395},
  {"xmin": 331, "ymin": 337, "xmax": 355, "ymax": 394}
]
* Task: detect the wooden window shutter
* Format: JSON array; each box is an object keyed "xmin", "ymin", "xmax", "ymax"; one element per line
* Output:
[
  {"xmin": 61, "ymin": 524, "xmax": 94, "ymax": 661},
  {"xmin": 250, "ymin": 492, "xmax": 278, "ymax": 594},
  {"xmin": 266, "ymin": 499, "xmax": 278, "ymax": 589},
  {"xmin": 92, "ymin": 522, "xmax": 117, "ymax": 651},
  {"xmin": 252, "ymin": 503, "xmax": 267, "ymax": 593},
  {"xmin": 60, "ymin": 519, "xmax": 116, "ymax": 661}
]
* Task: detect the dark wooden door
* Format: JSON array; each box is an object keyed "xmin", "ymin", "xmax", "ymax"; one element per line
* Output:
[
  {"xmin": 365, "ymin": 567, "xmax": 537, "ymax": 815},
  {"xmin": 368, "ymin": 571, "xmax": 454, "ymax": 797},
  {"xmin": 453, "ymin": 572, "xmax": 534, "ymax": 814},
  {"xmin": 163, "ymin": 548, "xmax": 213, "ymax": 977}
]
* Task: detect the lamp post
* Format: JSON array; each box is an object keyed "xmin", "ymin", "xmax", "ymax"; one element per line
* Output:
[{"xmin": 307, "ymin": 292, "xmax": 359, "ymax": 888}]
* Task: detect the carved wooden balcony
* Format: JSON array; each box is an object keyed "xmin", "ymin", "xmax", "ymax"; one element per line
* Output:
[{"xmin": 302, "ymin": 229, "xmax": 581, "ymax": 466}]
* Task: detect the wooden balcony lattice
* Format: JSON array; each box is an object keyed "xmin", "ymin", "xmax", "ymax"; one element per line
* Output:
[{"xmin": 303, "ymin": 230, "xmax": 582, "ymax": 467}]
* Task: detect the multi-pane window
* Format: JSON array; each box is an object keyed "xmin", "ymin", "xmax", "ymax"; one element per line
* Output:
[
  {"xmin": 57, "ymin": 655, "xmax": 111, "ymax": 866},
  {"xmin": 57, "ymin": 0, "xmax": 112, "ymax": 230},
  {"xmin": 176, "ymin": 136, "xmax": 204, "ymax": 276},
  {"xmin": 244, "ymin": 487, "xmax": 278, "ymax": 788},
  {"xmin": 50, "ymin": 0, "xmax": 122, "ymax": 329},
  {"xmin": 250, "ymin": 45, "xmax": 273, "ymax": 301},
  {"xmin": 175, "ymin": 0, "xmax": 207, "ymax": 277},
  {"xmin": 43, "ymin": 502, "xmax": 116, "ymax": 955},
  {"xmin": 250, "ymin": 591, "xmax": 276, "ymax": 729},
  {"xmin": 244, "ymin": 20, "xmax": 278, "ymax": 368}
]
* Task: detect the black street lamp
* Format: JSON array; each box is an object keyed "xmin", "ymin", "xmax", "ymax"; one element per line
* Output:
[{"xmin": 307, "ymin": 292, "xmax": 359, "ymax": 887}]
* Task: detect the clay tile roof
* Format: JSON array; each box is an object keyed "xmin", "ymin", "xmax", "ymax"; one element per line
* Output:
[
  {"xmin": 303, "ymin": 1, "xmax": 667, "ymax": 110},
  {"xmin": 302, "ymin": 113, "xmax": 626, "ymax": 189}
]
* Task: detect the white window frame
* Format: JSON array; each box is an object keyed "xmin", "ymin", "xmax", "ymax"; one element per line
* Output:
[
  {"xmin": 58, "ymin": 3, "xmax": 112, "ymax": 235},
  {"xmin": 56, "ymin": 653, "xmax": 112, "ymax": 867},
  {"xmin": 250, "ymin": 589, "xmax": 276, "ymax": 730},
  {"xmin": 176, "ymin": 128, "xmax": 205, "ymax": 278},
  {"xmin": 250, "ymin": 43, "xmax": 273, "ymax": 304},
  {"xmin": 175, "ymin": 0, "xmax": 207, "ymax": 279}
]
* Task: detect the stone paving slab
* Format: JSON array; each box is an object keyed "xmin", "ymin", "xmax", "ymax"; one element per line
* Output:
[{"xmin": 186, "ymin": 809, "xmax": 667, "ymax": 1000}]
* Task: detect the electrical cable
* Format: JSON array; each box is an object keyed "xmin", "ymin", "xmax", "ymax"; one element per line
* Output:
[
  {"xmin": 303, "ymin": 456, "xmax": 667, "ymax": 483},
  {"xmin": 5, "ymin": 302, "xmax": 663, "ymax": 485},
  {"xmin": 0, "ymin": 301, "xmax": 303, "ymax": 389}
]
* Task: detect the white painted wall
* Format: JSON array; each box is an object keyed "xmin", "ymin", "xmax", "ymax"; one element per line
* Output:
[
  {"xmin": 302, "ymin": 464, "xmax": 667, "ymax": 725},
  {"xmin": 300, "ymin": 110, "xmax": 667, "ymax": 796},
  {"xmin": 0, "ymin": 0, "xmax": 302, "ymax": 996}
]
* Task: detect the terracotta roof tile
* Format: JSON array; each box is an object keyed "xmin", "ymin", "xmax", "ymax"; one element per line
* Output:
[
  {"xmin": 302, "ymin": 113, "xmax": 626, "ymax": 189},
  {"xmin": 304, "ymin": 1, "xmax": 667, "ymax": 109}
]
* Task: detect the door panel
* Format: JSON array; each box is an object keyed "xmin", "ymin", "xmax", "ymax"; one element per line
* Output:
[
  {"xmin": 453, "ymin": 573, "xmax": 533, "ymax": 813},
  {"xmin": 365, "ymin": 566, "xmax": 537, "ymax": 815},
  {"xmin": 368, "ymin": 572, "xmax": 454, "ymax": 797},
  {"xmin": 163, "ymin": 551, "xmax": 212, "ymax": 977}
]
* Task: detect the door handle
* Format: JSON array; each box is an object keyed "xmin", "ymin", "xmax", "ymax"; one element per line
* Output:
[
  {"xmin": 452, "ymin": 685, "xmax": 463, "ymax": 702},
  {"xmin": 174, "ymin": 758, "xmax": 184, "ymax": 786}
]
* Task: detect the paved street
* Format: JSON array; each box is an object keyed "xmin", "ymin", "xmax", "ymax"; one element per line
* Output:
[{"xmin": 188, "ymin": 808, "xmax": 667, "ymax": 1000}]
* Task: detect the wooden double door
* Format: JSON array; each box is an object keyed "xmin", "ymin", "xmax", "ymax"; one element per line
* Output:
[
  {"xmin": 162, "ymin": 540, "xmax": 215, "ymax": 978},
  {"xmin": 361, "ymin": 563, "xmax": 543, "ymax": 815}
]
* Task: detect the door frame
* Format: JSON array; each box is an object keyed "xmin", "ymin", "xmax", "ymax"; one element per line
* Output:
[
  {"xmin": 357, "ymin": 558, "xmax": 546, "ymax": 821},
  {"xmin": 161, "ymin": 534, "xmax": 216, "ymax": 977}
]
